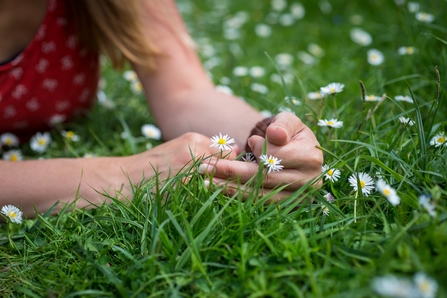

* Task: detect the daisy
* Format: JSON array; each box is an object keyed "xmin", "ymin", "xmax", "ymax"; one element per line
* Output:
[
  {"xmin": 429, "ymin": 132, "xmax": 446, "ymax": 147},
  {"xmin": 271, "ymin": 0, "xmax": 287, "ymax": 11},
  {"xmin": 322, "ymin": 164, "xmax": 341, "ymax": 182},
  {"xmin": 418, "ymin": 194, "xmax": 436, "ymax": 217},
  {"xmin": 367, "ymin": 49, "xmax": 384, "ymax": 66},
  {"xmin": 321, "ymin": 205, "xmax": 330, "ymax": 216},
  {"xmin": 348, "ymin": 172, "xmax": 375, "ymax": 196},
  {"xmin": 399, "ymin": 117, "xmax": 415, "ymax": 126},
  {"xmin": 97, "ymin": 90, "xmax": 115, "ymax": 109},
  {"xmin": 398, "ymin": 46, "xmax": 416, "ymax": 55},
  {"xmin": 254, "ymin": 23, "xmax": 272, "ymax": 38},
  {"xmin": 0, "ymin": 133, "xmax": 19, "ymax": 147},
  {"xmin": 415, "ymin": 12, "xmax": 435, "ymax": 23},
  {"xmin": 365, "ymin": 95, "xmax": 381, "ymax": 102},
  {"xmin": 215, "ymin": 85, "xmax": 233, "ymax": 95},
  {"xmin": 297, "ymin": 51, "xmax": 315, "ymax": 65},
  {"xmin": 275, "ymin": 53, "xmax": 294, "ymax": 67},
  {"xmin": 371, "ymin": 275, "xmax": 415, "ymax": 298},
  {"xmin": 284, "ymin": 96, "xmax": 301, "ymax": 106},
  {"xmin": 290, "ymin": 3, "xmax": 305, "ymax": 19},
  {"xmin": 260, "ymin": 110, "xmax": 273, "ymax": 118},
  {"xmin": 323, "ymin": 191, "xmax": 336, "ymax": 203},
  {"xmin": 376, "ymin": 179, "xmax": 400, "ymax": 206},
  {"xmin": 308, "ymin": 43, "xmax": 324, "ymax": 57},
  {"xmin": 30, "ymin": 132, "xmax": 51, "ymax": 153},
  {"xmin": 123, "ymin": 70, "xmax": 138, "ymax": 81},
  {"xmin": 2, "ymin": 149, "xmax": 23, "ymax": 162},
  {"xmin": 307, "ymin": 91, "xmax": 322, "ymax": 100},
  {"xmin": 350, "ymin": 28, "xmax": 372, "ymax": 46},
  {"xmin": 259, "ymin": 154, "xmax": 284, "ymax": 173},
  {"xmin": 414, "ymin": 272, "xmax": 438, "ymax": 298},
  {"xmin": 249, "ymin": 66, "xmax": 266, "ymax": 78},
  {"xmin": 48, "ymin": 114, "xmax": 67, "ymax": 126},
  {"xmin": 241, "ymin": 152, "xmax": 256, "ymax": 162},
  {"xmin": 1, "ymin": 205, "xmax": 23, "ymax": 224},
  {"xmin": 233, "ymin": 66, "xmax": 248, "ymax": 76},
  {"xmin": 210, "ymin": 133, "xmax": 235, "ymax": 151},
  {"xmin": 318, "ymin": 119, "xmax": 343, "ymax": 128},
  {"xmin": 395, "ymin": 95, "xmax": 414, "ymax": 103},
  {"xmin": 61, "ymin": 130, "xmax": 80, "ymax": 142},
  {"xmin": 279, "ymin": 13, "xmax": 295, "ymax": 27},
  {"xmin": 320, "ymin": 82, "xmax": 344, "ymax": 96},
  {"xmin": 407, "ymin": 2, "xmax": 420, "ymax": 13},
  {"xmin": 250, "ymin": 83, "xmax": 269, "ymax": 94},
  {"xmin": 141, "ymin": 124, "xmax": 162, "ymax": 140},
  {"xmin": 131, "ymin": 80, "xmax": 143, "ymax": 94}
]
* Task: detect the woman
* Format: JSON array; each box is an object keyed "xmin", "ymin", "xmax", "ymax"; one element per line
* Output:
[{"xmin": 0, "ymin": 0, "xmax": 323, "ymax": 218}]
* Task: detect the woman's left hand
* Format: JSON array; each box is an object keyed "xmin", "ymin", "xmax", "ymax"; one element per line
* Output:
[{"xmin": 199, "ymin": 112, "xmax": 323, "ymax": 202}]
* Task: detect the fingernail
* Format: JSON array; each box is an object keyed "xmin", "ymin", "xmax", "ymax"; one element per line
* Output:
[{"xmin": 198, "ymin": 164, "xmax": 215, "ymax": 174}]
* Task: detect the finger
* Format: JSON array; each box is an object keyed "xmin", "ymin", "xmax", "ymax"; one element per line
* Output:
[
  {"xmin": 203, "ymin": 159, "xmax": 322, "ymax": 190},
  {"xmin": 204, "ymin": 177, "xmax": 312, "ymax": 204},
  {"xmin": 266, "ymin": 112, "xmax": 305, "ymax": 146}
]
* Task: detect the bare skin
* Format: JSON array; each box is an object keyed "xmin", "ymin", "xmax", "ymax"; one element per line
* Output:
[{"xmin": 0, "ymin": 0, "xmax": 323, "ymax": 219}]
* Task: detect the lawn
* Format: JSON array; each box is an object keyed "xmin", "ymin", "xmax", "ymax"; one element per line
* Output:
[{"xmin": 1, "ymin": 0, "xmax": 447, "ymax": 297}]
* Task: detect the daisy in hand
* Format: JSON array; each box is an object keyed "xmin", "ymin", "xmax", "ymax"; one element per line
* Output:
[
  {"xmin": 210, "ymin": 133, "xmax": 235, "ymax": 151},
  {"xmin": 259, "ymin": 154, "xmax": 283, "ymax": 173}
]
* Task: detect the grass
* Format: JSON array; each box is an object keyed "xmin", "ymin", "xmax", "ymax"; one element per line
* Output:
[{"xmin": 1, "ymin": 0, "xmax": 447, "ymax": 296}]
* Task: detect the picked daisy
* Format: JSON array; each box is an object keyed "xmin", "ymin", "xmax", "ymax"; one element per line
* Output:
[
  {"xmin": 259, "ymin": 154, "xmax": 283, "ymax": 173},
  {"xmin": 414, "ymin": 272, "xmax": 438, "ymax": 298},
  {"xmin": 367, "ymin": 49, "xmax": 384, "ymax": 66},
  {"xmin": 429, "ymin": 132, "xmax": 446, "ymax": 147},
  {"xmin": 418, "ymin": 194, "xmax": 436, "ymax": 218},
  {"xmin": 61, "ymin": 130, "xmax": 80, "ymax": 142},
  {"xmin": 1, "ymin": 205, "xmax": 23, "ymax": 224},
  {"xmin": 318, "ymin": 119, "xmax": 343, "ymax": 128},
  {"xmin": 141, "ymin": 124, "xmax": 162, "ymax": 140},
  {"xmin": 210, "ymin": 133, "xmax": 235, "ymax": 151},
  {"xmin": 348, "ymin": 172, "xmax": 375, "ymax": 196},
  {"xmin": 376, "ymin": 179, "xmax": 400, "ymax": 206},
  {"xmin": 30, "ymin": 132, "xmax": 51, "ymax": 153},
  {"xmin": 320, "ymin": 82, "xmax": 344, "ymax": 96},
  {"xmin": 0, "ymin": 133, "xmax": 19, "ymax": 147},
  {"xmin": 322, "ymin": 164, "xmax": 341, "ymax": 182},
  {"xmin": 241, "ymin": 152, "xmax": 256, "ymax": 162},
  {"xmin": 399, "ymin": 117, "xmax": 415, "ymax": 126},
  {"xmin": 395, "ymin": 95, "xmax": 414, "ymax": 103},
  {"xmin": 2, "ymin": 149, "xmax": 23, "ymax": 162}
]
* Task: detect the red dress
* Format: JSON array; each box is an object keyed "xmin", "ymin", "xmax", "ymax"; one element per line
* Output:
[{"xmin": 0, "ymin": 0, "xmax": 100, "ymax": 140}]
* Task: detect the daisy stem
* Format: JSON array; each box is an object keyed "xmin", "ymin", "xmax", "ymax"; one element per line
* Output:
[
  {"xmin": 333, "ymin": 95, "xmax": 338, "ymax": 118},
  {"xmin": 354, "ymin": 191, "xmax": 358, "ymax": 223}
]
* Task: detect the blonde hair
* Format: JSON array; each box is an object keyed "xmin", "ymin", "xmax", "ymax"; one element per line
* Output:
[{"xmin": 66, "ymin": 0, "xmax": 159, "ymax": 71}]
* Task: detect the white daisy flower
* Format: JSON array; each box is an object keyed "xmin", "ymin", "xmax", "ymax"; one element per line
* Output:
[
  {"xmin": 141, "ymin": 124, "xmax": 162, "ymax": 140},
  {"xmin": 0, "ymin": 133, "xmax": 19, "ymax": 147},
  {"xmin": 97, "ymin": 90, "xmax": 115, "ymax": 109},
  {"xmin": 284, "ymin": 96, "xmax": 301, "ymax": 106},
  {"xmin": 429, "ymin": 132, "xmax": 446, "ymax": 147},
  {"xmin": 215, "ymin": 85, "xmax": 233, "ymax": 95},
  {"xmin": 318, "ymin": 119, "xmax": 343, "ymax": 128},
  {"xmin": 399, "ymin": 117, "xmax": 415, "ymax": 126},
  {"xmin": 61, "ymin": 130, "xmax": 80, "ymax": 142},
  {"xmin": 415, "ymin": 12, "xmax": 435, "ymax": 23},
  {"xmin": 348, "ymin": 172, "xmax": 375, "ymax": 196},
  {"xmin": 398, "ymin": 46, "xmax": 416, "ymax": 55},
  {"xmin": 275, "ymin": 53, "xmax": 294, "ymax": 67},
  {"xmin": 254, "ymin": 23, "xmax": 272, "ymax": 38},
  {"xmin": 223, "ymin": 28, "xmax": 241, "ymax": 40},
  {"xmin": 322, "ymin": 164, "xmax": 341, "ymax": 182},
  {"xmin": 367, "ymin": 49, "xmax": 384, "ymax": 66},
  {"xmin": 131, "ymin": 80, "xmax": 143, "ymax": 94},
  {"xmin": 376, "ymin": 179, "xmax": 400, "ymax": 206},
  {"xmin": 2, "ymin": 149, "xmax": 23, "ymax": 162},
  {"xmin": 259, "ymin": 154, "xmax": 284, "ymax": 173},
  {"xmin": 407, "ymin": 2, "xmax": 420, "ymax": 13},
  {"xmin": 297, "ymin": 51, "xmax": 315, "ymax": 65},
  {"xmin": 395, "ymin": 95, "xmax": 414, "ymax": 103},
  {"xmin": 250, "ymin": 83, "xmax": 269, "ymax": 94},
  {"xmin": 279, "ymin": 13, "xmax": 295, "ymax": 27},
  {"xmin": 220, "ymin": 76, "xmax": 231, "ymax": 85},
  {"xmin": 123, "ymin": 70, "xmax": 138, "ymax": 81},
  {"xmin": 418, "ymin": 194, "xmax": 436, "ymax": 217},
  {"xmin": 30, "ymin": 132, "xmax": 52, "ymax": 153},
  {"xmin": 371, "ymin": 275, "xmax": 415, "ymax": 298},
  {"xmin": 233, "ymin": 66, "xmax": 248, "ymax": 76},
  {"xmin": 210, "ymin": 133, "xmax": 235, "ymax": 151},
  {"xmin": 1, "ymin": 205, "xmax": 23, "ymax": 224},
  {"xmin": 320, "ymin": 82, "xmax": 344, "ymax": 96},
  {"xmin": 249, "ymin": 66, "xmax": 266, "ymax": 78},
  {"xmin": 290, "ymin": 3, "xmax": 305, "ymax": 19},
  {"xmin": 271, "ymin": 0, "xmax": 287, "ymax": 11},
  {"xmin": 365, "ymin": 95, "xmax": 381, "ymax": 102},
  {"xmin": 241, "ymin": 152, "xmax": 256, "ymax": 162},
  {"xmin": 321, "ymin": 205, "xmax": 330, "ymax": 216},
  {"xmin": 260, "ymin": 110, "xmax": 274, "ymax": 118},
  {"xmin": 414, "ymin": 272, "xmax": 438, "ymax": 298},
  {"xmin": 270, "ymin": 73, "xmax": 294, "ymax": 85},
  {"xmin": 307, "ymin": 91, "xmax": 322, "ymax": 100},
  {"xmin": 323, "ymin": 191, "xmax": 336, "ymax": 203},
  {"xmin": 350, "ymin": 28, "xmax": 372, "ymax": 46},
  {"xmin": 83, "ymin": 153, "xmax": 97, "ymax": 158},
  {"xmin": 308, "ymin": 43, "xmax": 324, "ymax": 57}
]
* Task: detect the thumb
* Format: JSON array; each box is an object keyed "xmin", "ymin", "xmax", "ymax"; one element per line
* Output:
[{"xmin": 266, "ymin": 112, "xmax": 302, "ymax": 146}]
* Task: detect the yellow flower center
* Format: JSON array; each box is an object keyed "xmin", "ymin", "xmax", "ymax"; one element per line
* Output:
[
  {"xmin": 360, "ymin": 180, "xmax": 365, "ymax": 188},
  {"xmin": 66, "ymin": 131, "xmax": 74, "ymax": 139},
  {"xmin": 330, "ymin": 87, "xmax": 335, "ymax": 93},
  {"xmin": 328, "ymin": 169, "xmax": 334, "ymax": 176},
  {"xmin": 5, "ymin": 138, "xmax": 12, "ymax": 146},
  {"xmin": 268, "ymin": 158, "xmax": 275, "ymax": 164},
  {"xmin": 11, "ymin": 155, "xmax": 18, "ymax": 162},
  {"xmin": 371, "ymin": 54, "xmax": 377, "ymax": 59},
  {"xmin": 38, "ymin": 138, "xmax": 46, "ymax": 145},
  {"xmin": 217, "ymin": 138, "xmax": 226, "ymax": 145},
  {"xmin": 419, "ymin": 280, "xmax": 430, "ymax": 293},
  {"xmin": 437, "ymin": 137, "xmax": 446, "ymax": 143},
  {"xmin": 367, "ymin": 95, "xmax": 374, "ymax": 100},
  {"xmin": 327, "ymin": 121, "xmax": 334, "ymax": 125},
  {"xmin": 384, "ymin": 189, "xmax": 390, "ymax": 195},
  {"xmin": 406, "ymin": 47, "xmax": 414, "ymax": 54},
  {"xmin": 8, "ymin": 211, "xmax": 17, "ymax": 219}
]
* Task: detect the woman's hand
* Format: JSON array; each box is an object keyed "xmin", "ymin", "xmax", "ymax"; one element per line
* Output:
[{"xmin": 198, "ymin": 112, "xmax": 323, "ymax": 202}]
